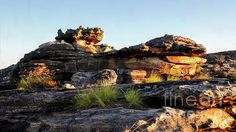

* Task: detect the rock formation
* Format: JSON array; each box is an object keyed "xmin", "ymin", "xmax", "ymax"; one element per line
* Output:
[
  {"xmin": 0, "ymin": 80, "xmax": 235, "ymax": 131},
  {"xmin": 55, "ymin": 26, "xmax": 104, "ymax": 53},
  {"xmin": 0, "ymin": 26, "xmax": 236, "ymax": 131},
  {"xmin": 204, "ymin": 50, "xmax": 236, "ymax": 79}
]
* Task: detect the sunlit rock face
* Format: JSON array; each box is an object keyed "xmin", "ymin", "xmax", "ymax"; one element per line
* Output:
[
  {"xmin": 0, "ymin": 29, "xmax": 210, "ymax": 89},
  {"xmin": 0, "ymin": 26, "xmax": 236, "ymax": 132},
  {"xmin": 55, "ymin": 26, "xmax": 104, "ymax": 53},
  {"xmin": 1, "ymin": 27, "xmax": 235, "ymax": 89},
  {"xmin": 145, "ymin": 35, "xmax": 206, "ymax": 56}
]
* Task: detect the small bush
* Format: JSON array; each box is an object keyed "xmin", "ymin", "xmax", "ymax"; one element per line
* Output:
[
  {"xmin": 74, "ymin": 85, "xmax": 118, "ymax": 108},
  {"xmin": 167, "ymin": 75, "xmax": 181, "ymax": 81},
  {"xmin": 145, "ymin": 74, "xmax": 164, "ymax": 83},
  {"xmin": 125, "ymin": 89, "xmax": 142, "ymax": 107},
  {"xmin": 17, "ymin": 65, "xmax": 57, "ymax": 90}
]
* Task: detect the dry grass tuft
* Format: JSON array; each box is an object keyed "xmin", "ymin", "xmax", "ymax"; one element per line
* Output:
[
  {"xmin": 145, "ymin": 73, "xmax": 164, "ymax": 83},
  {"xmin": 17, "ymin": 65, "xmax": 57, "ymax": 90}
]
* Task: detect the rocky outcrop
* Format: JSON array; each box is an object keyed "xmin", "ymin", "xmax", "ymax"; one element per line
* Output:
[
  {"xmin": 145, "ymin": 35, "xmax": 206, "ymax": 56},
  {"xmin": 1, "ymin": 27, "xmax": 236, "ymax": 131},
  {"xmin": 0, "ymin": 33, "xmax": 208, "ymax": 90},
  {"xmin": 203, "ymin": 50, "xmax": 236, "ymax": 79},
  {"xmin": 0, "ymin": 27, "xmax": 235, "ymax": 90},
  {"xmin": 55, "ymin": 26, "xmax": 104, "ymax": 53}
]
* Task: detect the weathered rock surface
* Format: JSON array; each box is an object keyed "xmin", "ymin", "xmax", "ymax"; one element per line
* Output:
[
  {"xmin": 55, "ymin": 26, "xmax": 104, "ymax": 53},
  {"xmin": 129, "ymin": 107, "xmax": 235, "ymax": 132},
  {"xmin": 0, "ymin": 80, "xmax": 235, "ymax": 131},
  {"xmin": 0, "ymin": 89, "xmax": 77, "ymax": 115},
  {"xmin": 166, "ymin": 56, "xmax": 206, "ymax": 64},
  {"xmin": 0, "ymin": 65, "xmax": 18, "ymax": 90},
  {"xmin": 0, "ymin": 34, "xmax": 208, "ymax": 90},
  {"xmin": 71, "ymin": 69, "xmax": 118, "ymax": 88},
  {"xmin": 106, "ymin": 35, "xmax": 206, "ymax": 57},
  {"xmin": 0, "ymin": 107, "xmax": 234, "ymax": 132},
  {"xmin": 55, "ymin": 26, "xmax": 104, "ymax": 45},
  {"xmin": 145, "ymin": 35, "xmax": 206, "ymax": 56},
  {"xmin": 137, "ymin": 80, "xmax": 236, "ymax": 109},
  {"xmin": 0, "ymin": 80, "xmax": 235, "ymax": 114},
  {"xmin": 204, "ymin": 50, "xmax": 236, "ymax": 79}
]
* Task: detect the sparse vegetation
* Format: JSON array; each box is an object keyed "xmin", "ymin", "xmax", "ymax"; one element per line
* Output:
[
  {"xmin": 17, "ymin": 65, "xmax": 57, "ymax": 90},
  {"xmin": 74, "ymin": 85, "xmax": 143, "ymax": 109},
  {"xmin": 167, "ymin": 75, "xmax": 181, "ymax": 81},
  {"xmin": 74, "ymin": 84, "xmax": 118, "ymax": 108},
  {"xmin": 145, "ymin": 73, "xmax": 164, "ymax": 83},
  {"xmin": 124, "ymin": 89, "xmax": 142, "ymax": 107},
  {"xmin": 193, "ymin": 74, "xmax": 211, "ymax": 80}
]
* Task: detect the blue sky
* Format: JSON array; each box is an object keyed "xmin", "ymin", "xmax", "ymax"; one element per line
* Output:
[{"xmin": 0, "ymin": 0, "xmax": 236, "ymax": 68}]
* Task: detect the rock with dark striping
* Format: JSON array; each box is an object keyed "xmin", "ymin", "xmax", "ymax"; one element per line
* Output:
[
  {"xmin": 105, "ymin": 35, "xmax": 206, "ymax": 57},
  {"xmin": 0, "ymin": 65, "xmax": 19, "ymax": 91},
  {"xmin": 145, "ymin": 35, "xmax": 206, "ymax": 56},
  {"xmin": 0, "ymin": 89, "xmax": 77, "ymax": 115},
  {"xmin": 137, "ymin": 80, "xmax": 236, "ymax": 109},
  {"xmin": 0, "ymin": 107, "xmax": 234, "ymax": 132},
  {"xmin": 71, "ymin": 69, "xmax": 118, "ymax": 88},
  {"xmin": 203, "ymin": 50, "xmax": 236, "ymax": 78}
]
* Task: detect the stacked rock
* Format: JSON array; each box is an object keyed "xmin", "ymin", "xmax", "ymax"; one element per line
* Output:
[
  {"xmin": 74, "ymin": 35, "xmax": 207, "ymax": 85},
  {"xmin": 0, "ymin": 27, "xmax": 208, "ymax": 89},
  {"xmin": 55, "ymin": 26, "xmax": 104, "ymax": 53}
]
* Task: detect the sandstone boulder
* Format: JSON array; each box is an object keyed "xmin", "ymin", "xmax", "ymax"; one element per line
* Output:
[
  {"xmin": 55, "ymin": 26, "xmax": 104, "ymax": 53},
  {"xmin": 71, "ymin": 69, "xmax": 118, "ymax": 88},
  {"xmin": 145, "ymin": 35, "xmax": 206, "ymax": 56}
]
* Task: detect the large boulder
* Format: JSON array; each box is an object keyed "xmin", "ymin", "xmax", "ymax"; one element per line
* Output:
[{"xmin": 71, "ymin": 69, "xmax": 118, "ymax": 88}]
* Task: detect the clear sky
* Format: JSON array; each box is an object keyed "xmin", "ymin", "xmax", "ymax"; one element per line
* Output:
[{"xmin": 0, "ymin": 0, "xmax": 236, "ymax": 69}]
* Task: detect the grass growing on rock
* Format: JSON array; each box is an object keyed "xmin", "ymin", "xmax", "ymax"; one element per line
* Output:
[
  {"xmin": 145, "ymin": 74, "xmax": 164, "ymax": 83},
  {"xmin": 74, "ymin": 85, "xmax": 143, "ymax": 109},
  {"xmin": 17, "ymin": 65, "xmax": 57, "ymax": 90},
  {"xmin": 74, "ymin": 84, "xmax": 118, "ymax": 108},
  {"xmin": 124, "ymin": 89, "xmax": 142, "ymax": 107},
  {"xmin": 167, "ymin": 75, "xmax": 181, "ymax": 81}
]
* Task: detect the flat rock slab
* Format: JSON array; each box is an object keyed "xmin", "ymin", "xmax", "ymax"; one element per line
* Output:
[
  {"xmin": 0, "ymin": 80, "xmax": 235, "ymax": 116},
  {"xmin": 0, "ymin": 107, "xmax": 234, "ymax": 132},
  {"xmin": 136, "ymin": 80, "xmax": 236, "ymax": 109}
]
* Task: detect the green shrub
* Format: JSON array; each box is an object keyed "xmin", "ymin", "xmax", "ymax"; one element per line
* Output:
[{"xmin": 125, "ymin": 89, "xmax": 142, "ymax": 107}]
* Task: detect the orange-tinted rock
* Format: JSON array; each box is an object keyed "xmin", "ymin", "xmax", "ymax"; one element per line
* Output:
[
  {"xmin": 55, "ymin": 26, "xmax": 103, "ymax": 45},
  {"xmin": 130, "ymin": 70, "xmax": 147, "ymax": 83},
  {"xmin": 193, "ymin": 108, "xmax": 234, "ymax": 129},
  {"xmin": 166, "ymin": 56, "xmax": 206, "ymax": 64},
  {"xmin": 55, "ymin": 26, "xmax": 104, "ymax": 53}
]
